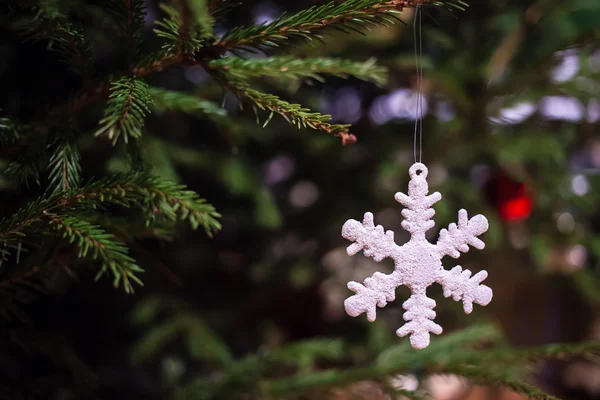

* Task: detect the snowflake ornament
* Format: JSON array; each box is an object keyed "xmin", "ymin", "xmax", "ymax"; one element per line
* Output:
[{"xmin": 342, "ymin": 163, "xmax": 492, "ymax": 349}]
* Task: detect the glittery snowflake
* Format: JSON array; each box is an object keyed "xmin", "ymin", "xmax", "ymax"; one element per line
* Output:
[{"xmin": 342, "ymin": 163, "xmax": 492, "ymax": 349}]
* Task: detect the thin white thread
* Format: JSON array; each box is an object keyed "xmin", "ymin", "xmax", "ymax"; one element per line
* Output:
[
  {"xmin": 418, "ymin": 7, "xmax": 423, "ymax": 163},
  {"xmin": 412, "ymin": 6, "xmax": 423, "ymax": 163}
]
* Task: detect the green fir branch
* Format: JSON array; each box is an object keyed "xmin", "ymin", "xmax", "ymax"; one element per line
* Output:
[
  {"xmin": 154, "ymin": 0, "xmax": 213, "ymax": 57},
  {"xmin": 377, "ymin": 324, "xmax": 504, "ymax": 366},
  {"xmin": 47, "ymin": 139, "xmax": 82, "ymax": 193},
  {"xmin": 36, "ymin": 0, "xmax": 64, "ymax": 20},
  {"xmin": 0, "ymin": 197, "xmax": 55, "ymax": 263},
  {"xmin": 447, "ymin": 368, "xmax": 559, "ymax": 400},
  {"xmin": 258, "ymin": 340, "xmax": 600, "ymax": 396},
  {"xmin": 70, "ymin": 174, "xmax": 222, "ymax": 235},
  {"xmin": 0, "ymin": 174, "xmax": 220, "ymax": 266},
  {"xmin": 13, "ymin": 12, "xmax": 93, "ymax": 76},
  {"xmin": 210, "ymin": 56, "xmax": 388, "ymax": 85},
  {"xmin": 140, "ymin": 178, "xmax": 223, "ymax": 236},
  {"xmin": 215, "ymin": 0, "xmax": 464, "ymax": 53},
  {"xmin": 107, "ymin": 0, "xmax": 147, "ymax": 64},
  {"xmin": 208, "ymin": 0, "xmax": 241, "ymax": 22},
  {"xmin": 45, "ymin": 213, "xmax": 143, "ymax": 293},
  {"xmin": 185, "ymin": 0, "xmax": 214, "ymax": 40},
  {"xmin": 0, "ymin": 273, "xmax": 48, "ymax": 322},
  {"xmin": 131, "ymin": 297, "xmax": 232, "ymax": 366},
  {"xmin": 224, "ymin": 78, "xmax": 356, "ymax": 145},
  {"xmin": 149, "ymin": 87, "xmax": 227, "ymax": 118},
  {"xmin": 0, "ymin": 116, "xmax": 20, "ymax": 145},
  {"xmin": 95, "ymin": 76, "xmax": 153, "ymax": 145},
  {"xmin": 5, "ymin": 139, "xmax": 47, "ymax": 187},
  {"xmin": 154, "ymin": 3, "xmax": 202, "ymax": 56}
]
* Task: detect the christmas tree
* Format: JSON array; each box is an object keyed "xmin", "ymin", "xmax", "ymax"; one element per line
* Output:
[{"xmin": 1, "ymin": 0, "xmax": 600, "ymax": 398}]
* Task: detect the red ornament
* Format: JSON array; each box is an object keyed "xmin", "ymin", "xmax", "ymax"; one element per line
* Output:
[{"xmin": 484, "ymin": 174, "xmax": 533, "ymax": 222}]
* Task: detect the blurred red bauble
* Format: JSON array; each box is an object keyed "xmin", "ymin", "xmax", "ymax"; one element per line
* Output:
[{"xmin": 484, "ymin": 173, "xmax": 533, "ymax": 222}]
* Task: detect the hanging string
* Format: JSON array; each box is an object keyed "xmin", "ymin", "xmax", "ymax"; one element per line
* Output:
[{"xmin": 413, "ymin": 5, "xmax": 423, "ymax": 163}]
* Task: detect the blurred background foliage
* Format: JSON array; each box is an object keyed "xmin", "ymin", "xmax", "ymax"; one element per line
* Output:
[{"xmin": 1, "ymin": 0, "xmax": 600, "ymax": 399}]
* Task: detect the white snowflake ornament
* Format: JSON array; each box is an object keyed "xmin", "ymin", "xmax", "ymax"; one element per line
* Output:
[{"xmin": 342, "ymin": 163, "xmax": 492, "ymax": 349}]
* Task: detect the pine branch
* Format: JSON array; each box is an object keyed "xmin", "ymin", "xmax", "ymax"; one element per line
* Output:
[
  {"xmin": 269, "ymin": 339, "xmax": 344, "ymax": 374},
  {"xmin": 154, "ymin": 3, "xmax": 201, "ymax": 56},
  {"xmin": 47, "ymin": 138, "xmax": 82, "ymax": 194},
  {"xmin": 0, "ymin": 197, "xmax": 55, "ymax": 263},
  {"xmin": 45, "ymin": 213, "xmax": 143, "ymax": 293},
  {"xmin": 377, "ymin": 324, "xmax": 503, "ymax": 366},
  {"xmin": 445, "ymin": 368, "xmax": 559, "ymax": 400},
  {"xmin": 13, "ymin": 6, "xmax": 93, "ymax": 76},
  {"xmin": 69, "ymin": 174, "xmax": 222, "ymax": 235},
  {"xmin": 223, "ymin": 77, "xmax": 357, "ymax": 145},
  {"xmin": 36, "ymin": 0, "xmax": 64, "ymax": 20},
  {"xmin": 215, "ymin": 0, "xmax": 466, "ymax": 53},
  {"xmin": 0, "ymin": 116, "xmax": 20, "ymax": 145},
  {"xmin": 149, "ymin": 87, "xmax": 227, "ymax": 118},
  {"xmin": 139, "ymin": 178, "xmax": 223, "ymax": 236},
  {"xmin": 0, "ymin": 270, "xmax": 49, "ymax": 321},
  {"xmin": 95, "ymin": 76, "xmax": 153, "ymax": 145},
  {"xmin": 258, "ymin": 340, "xmax": 600, "ymax": 396},
  {"xmin": 210, "ymin": 56, "xmax": 388, "ymax": 85},
  {"xmin": 0, "ymin": 251, "xmax": 67, "ymax": 291},
  {"xmin": 0, "ymin": 174, "xmax": 220, "ymax": 267},
  {"xmin": 476, "ymin": 341, "xmax": 600, "ymax": 365},
  {"xmin": 5, "ymin": 141, "xmax": 47, "ymax": 187},
  {"xmin": 185, "ymin": 0, "xmax": 214, "ymax": 40},
  {"xmin": 208, "ymin": 0, "xmax": 241, "ymax": 22},
  {"xmin": 106, "ymin": 0, "xmax": 146, "ymax": 65},
  {"xmin": 25, "ymin": 0, "xmax": 468, "ymax": 148},
  {"xmin": 130, "ymin": 297, "xmax": 232, "ymax": 366},
  {"xmin": 154, "ymin": 0, "xmax": 214, "ymax": 57}
]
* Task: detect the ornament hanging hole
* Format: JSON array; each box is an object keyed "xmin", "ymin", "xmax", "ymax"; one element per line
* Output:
[{"xmin": 409, "ymin": 163, "xmax": 428, "ymax": 179}]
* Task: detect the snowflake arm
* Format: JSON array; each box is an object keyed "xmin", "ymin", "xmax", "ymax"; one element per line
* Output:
[
  {"xmin": 341, "ymin": 212, "xmax": 401, "ymax": 262},
  {"xmin": 345, "ymin": 270, "xmax": 403, "ymax": 322},
  {"xmin": 394, "ymin": 163, "xmax": 441, "ymax": 238},
  {"xmin": 436, "ymin": 209, "xmax": 488, "ymax": 258},
  {"xmin": 396, "ymin": 291, "xmax": 443, "ymax": 349},
  {"xmin": 436, "ymin": 266, "xmax": 493, "ymax": 313}
]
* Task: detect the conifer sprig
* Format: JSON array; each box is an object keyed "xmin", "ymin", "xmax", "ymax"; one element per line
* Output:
[
  {"xmin": 223, "ymin": 78, "xmax": 356, "ymax": 145},
  {"xmin": 208, "ymin": 0, "xmax": 241, "ymax": 22},
  {"xmin": 0, "ymin": 116, "xmax": 20, "ymax": 145},
  {"xmin": 0, "ymin": 173, "xmax": 220, "ymax": 282},
  {"xmin": 95, "ymin": 77, "xmax": 153, "ymax": 145},
  {"xmin": 107, "ymin": 0, "xmax": 147, "ymax": 64},
  {"xmin": 183, "ymin": 0, "xmax": 215, "ymax": 40},
  {"xmin": 47, "ymin": 139, "xmax": 82, "ymax": 193},
  {"xmin": 446, "ymin": 367, "xmax": 559, "ymax": 400},
  {"xmin": 69, "ymin": 174, "xmax": 222, "ymax": 235},
  {"xmin": 210, "ymin": 56, "xmax": 388, "ymax": 85},
  {"xmin": 13, "ymin": 11, "xmax": 93, "ymax": 76},
  {"xmin": 149, "ymin": 88, "xmax": 227, "ymax": 118},
  {"xmin": 46, "ymin": 213, "xmax": 143, "ymax": 293},
  {"xmin": 153, "ymin": 0, "xmax": 214, "ymax": 57},
  {"xmin": 155, "ymin": 3, "xmax": 201, "ymax": 56},
  {"xmin": 5, "ymin": 143, "xmax": 46, "ymax": 186},
  {"xmin": 215, "ymin": 0, "xmax": 462, "ymax": 53},
  {"xmin": 258, "ymin": 340, "xmax": 600, "ymax": 396}
]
